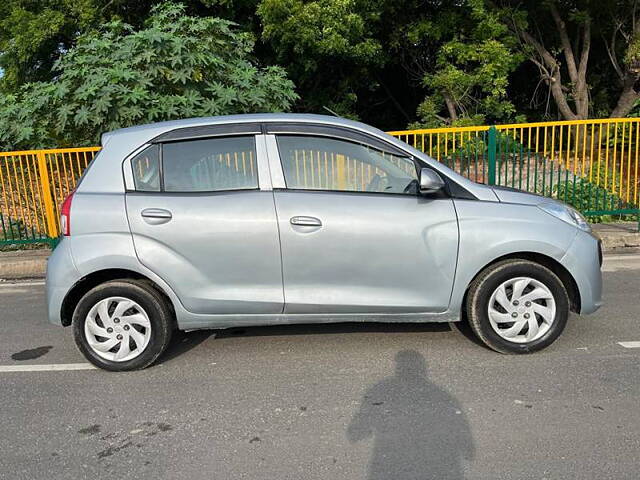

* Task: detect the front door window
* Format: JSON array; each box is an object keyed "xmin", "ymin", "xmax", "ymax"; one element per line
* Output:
[{"xmin": 276, "ymin": 136, "xmax": 419, "ymax": 195}]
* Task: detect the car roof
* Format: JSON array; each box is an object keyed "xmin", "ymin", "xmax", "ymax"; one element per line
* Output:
[{"xmin": 101, "ymin": 113, "xmax": 382, "ymax": 145}]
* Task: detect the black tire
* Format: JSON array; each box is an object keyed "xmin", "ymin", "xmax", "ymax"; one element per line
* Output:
[
  {"xmin": 466, "ymin": 259, "xmax": 569, "ymax": 354},
  {"xmin": 72, "ymin": 279, "xmax": 174, "ymax": 371}
]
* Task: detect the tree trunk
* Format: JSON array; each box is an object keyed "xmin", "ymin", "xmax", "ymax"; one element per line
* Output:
[
  {"xmin": 507, "ymin": 3, "xmax": 591, "ymax": 121},
  {"xmin": 443, "ymin": 93, "xmax": 458, "ymax": 123},
  {"xmin": 611, "ymin": 87, "xmax": 640, "ymax": 118},
  {"xmin": 610, "ymin": 74, "xmax": 640, "ymax": 118}
]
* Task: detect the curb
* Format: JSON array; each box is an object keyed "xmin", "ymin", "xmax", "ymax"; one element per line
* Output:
[
  {"xmin": 593, "ymin": 231, "xmax": 640, "ymax": 250},
  {"xmin": 1, "ymin": 227, "xmax": 639, "ymax": 280},
  {"xmin": 0, "ymin": 249, "xmax": 50, "ymax": 280}
]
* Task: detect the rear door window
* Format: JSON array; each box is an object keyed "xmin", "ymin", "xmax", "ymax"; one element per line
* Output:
[{"xmin": 162, "ymin": 136, "xmax": 258, "ymax": 192}]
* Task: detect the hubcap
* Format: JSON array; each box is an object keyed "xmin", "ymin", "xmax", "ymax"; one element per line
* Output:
[
  {"xmin": 487, "ymin": 277, "xmax": 556, "ymax": 344},
  {"xmin": 84, "ymin": 297, "xmax": 152, "ymax": 362}
]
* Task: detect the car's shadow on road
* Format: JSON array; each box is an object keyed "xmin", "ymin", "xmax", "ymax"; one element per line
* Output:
[
  {"xmin": 216, "ymin": 321, "xmax": 453, "ymax": 338},
  {"xmin": 160, "ymin": 330, "xmax": 216, "ymax": 363},
  {"xmin": 159, "ymin": 320, "xmax": 487, "ymax": 363}
]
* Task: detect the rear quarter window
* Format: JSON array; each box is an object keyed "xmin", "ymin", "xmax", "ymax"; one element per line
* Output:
[{"xmin": 131, "ymin": 145, "xmax": 161, "ymax": 192}]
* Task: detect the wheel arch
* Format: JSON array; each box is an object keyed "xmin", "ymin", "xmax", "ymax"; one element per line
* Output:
[
  {"xmin": 60, "ymin": 268, "xmax": 176, "ymax": 327},
  {"xmin": 461, "ymin": 252, "xmax": 581, "ymax": 317}
]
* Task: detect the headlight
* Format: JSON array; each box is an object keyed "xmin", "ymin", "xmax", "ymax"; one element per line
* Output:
[{"xmin": 538, "ymin": 202, "xmax": 590, "ymax": 231}]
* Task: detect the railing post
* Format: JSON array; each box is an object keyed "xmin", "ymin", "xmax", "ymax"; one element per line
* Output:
[
  {"xmin": 36, "ymin": 150, "xmax": 58, "ymax": 239},
  {"xmin": 336, "ymin": 154, "xmax": 346, "ymax": 190},
  {"xmin": 487, "ymin": 126, "xmax": 497, "ymax": 186}
]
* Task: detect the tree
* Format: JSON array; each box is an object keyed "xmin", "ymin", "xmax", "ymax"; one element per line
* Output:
[
  {"xmin": 0, "ymin": 0, "xmax": 167, "ymax": 91},
  {"xmin": 0, "ymin": 0, "xmax": 268, "ymax": 92},
  {"xmin": 499, "ymin": 0, "xmax": 640, "ymax": 120},
  {"xmin": 602, "ymin": 0, "xmax": 640, "ymax": 117},
  {"xmin": 257, "ymin": 0, "xmax": 385, "ymax": 117},
  {"xmin": 407, "ymin": 0, "xmax": 523, "ymax": 127},
  {"xmin": 1, "ymin": 0, "xmax": 637, "ymax": 145},
  {"xmin": 256, "ymin": 0, "xmax": 525, "ymax": 127},
  {"xmin": 0, "ymin": 2, "xmax": 297, "ymax": 149}
]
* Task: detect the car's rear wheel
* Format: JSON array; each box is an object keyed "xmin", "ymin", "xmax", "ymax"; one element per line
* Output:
[
  {"xmin": 466, "ymin": 259, "xmax": 569, "ymax": 354},
  {"xmin": 72, "ymin": 279, "xmax": 173, "ymax": 371}
]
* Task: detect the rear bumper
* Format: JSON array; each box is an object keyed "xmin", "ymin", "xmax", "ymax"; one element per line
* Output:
[
  {"xmin": 560, "ymin": 229, "xmax": 603, "ymax": 315},
  {"xmin": 45, "ymin": 238, "xmax": 80, "ymax": 325}
]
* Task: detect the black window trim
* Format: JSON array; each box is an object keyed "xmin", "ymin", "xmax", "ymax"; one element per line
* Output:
[
  {"xmin": 278, "ymin": 187, "xmax": 432, "ymax": 199},
  {"xmin": 158, "ymin": 143, "xmax": 164, "ymax": 192}
]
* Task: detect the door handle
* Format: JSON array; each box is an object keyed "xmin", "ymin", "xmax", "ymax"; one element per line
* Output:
[
  {"xmin": 141, "ymin": 208, "xmax": 172, "ymax": 225},
  {"xmin": 290, "ymin": 216, "xmax": 322, "ymax": 227},
  {"xmin": 142, "ymin": 208, "xmax": 172, "ymax": 219}
]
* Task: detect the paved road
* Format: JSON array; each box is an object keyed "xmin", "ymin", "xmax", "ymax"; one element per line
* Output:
[{"xmin": 0, "ymin": 256, "xmax": 639, "ymax": 480}]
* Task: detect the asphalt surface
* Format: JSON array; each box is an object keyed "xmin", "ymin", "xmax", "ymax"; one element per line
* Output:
[{"xmin": 0, "ymin": 256, "xmax": 639, "ymax": 480}]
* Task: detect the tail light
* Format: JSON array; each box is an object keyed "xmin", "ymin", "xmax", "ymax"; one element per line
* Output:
[{"xmin": 60, "ymin": 191, "xmax": 75, "ymax": 236}]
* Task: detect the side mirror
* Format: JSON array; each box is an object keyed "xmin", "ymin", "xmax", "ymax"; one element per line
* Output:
[{"xmin": 419, "ymin": 168, "xmax": 446, "ymax": 195}]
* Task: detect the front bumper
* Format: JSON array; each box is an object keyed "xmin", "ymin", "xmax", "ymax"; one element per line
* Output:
[{"xmin": 560, "ymin": 229, "xmax": 603, "ymax": 315}]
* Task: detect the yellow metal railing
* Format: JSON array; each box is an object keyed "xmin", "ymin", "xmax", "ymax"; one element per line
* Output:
[
  {"xmin": 389, "ymin": 118, "xmax": 640, "ymax": 214},
  {"xmin": 1, "ymin": 117, "xmax": 638, "ymax": 245},
  {"xmin": 0, "ymin": 147, "xmax": 100, "ymax": 243}
]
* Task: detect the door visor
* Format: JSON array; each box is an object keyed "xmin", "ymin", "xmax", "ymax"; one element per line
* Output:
[
  {"xmin": 150, "ymin": 123, "xmax": 262, "ymax": 143},
  {"xmin": 264, "ymin": 123, "xmax": 407, "ymax": 157}
]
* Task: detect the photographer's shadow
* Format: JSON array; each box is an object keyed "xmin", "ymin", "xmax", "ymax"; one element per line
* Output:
[{"xmin": 347, "ymin": 350, "xmax": 474, "ymax": 480}]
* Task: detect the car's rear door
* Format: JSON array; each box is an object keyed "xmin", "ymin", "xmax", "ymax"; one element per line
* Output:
[
  {"xmin": 125, "ymin": 126, "xmax": 284, "ymax": 315},
  {"xmin": 265, "ymin": 125, "xmax": 459, "ymax": 315}
]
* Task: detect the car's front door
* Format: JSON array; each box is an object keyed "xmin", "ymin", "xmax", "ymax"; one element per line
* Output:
[
  {"xmin": 267, "ymin": 130, "xmax": 459, "ymax": 314},
  {"xmin": 125, "ymin": 131, "xmax": 284, "ymax": 315}
]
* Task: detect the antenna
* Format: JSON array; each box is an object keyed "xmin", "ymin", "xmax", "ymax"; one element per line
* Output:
[{"xmin": 322, "ymin": 106, "xmax": 341, "ymax": 117}]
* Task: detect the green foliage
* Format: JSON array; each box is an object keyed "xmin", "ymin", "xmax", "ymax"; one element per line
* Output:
[
  {"xmin": 0, "ymin": 0, "xmax": 94, "ymax": 89},
  {"xmin": 624, "ymin": 33, "xmax": 640, "ymax": 67},
  {"xmin": 553, "ymin": 178, "xmax": 636, "ymax": 222},
  {"xmin": 553, "ymin": 162, "xmax": 637, "ymax": 221},
  {"xmin": 0, "ymin": 0, "xmax": 168, "ymax": 91},
  {"xmin": 499, "ymin": 0, "xmax": 640, "ymax": 120},
  {"xmin": 628, "ymin": 99, "xmax": 640, "ymax": 117},
  {"xmin": 257, "ymin": 0, "xmax": 384, "ymax": 116},
  {"xmin": 0, "ymin": 91, "xmax": 54, "ymax": 148},
  {"xmin": 0, "ymin": 3, "xmax": 297, "ymax": 149},
  {"xmin": 259, "ymin": 0, "xmax": 382, "ymax": 64},
  {"xmin": 1, "ymin": 0, "xmax": 640, "ymax": 143},
  {"xmin": 410, "ymin": 0, "xmax": 523, "ymax": 127}
]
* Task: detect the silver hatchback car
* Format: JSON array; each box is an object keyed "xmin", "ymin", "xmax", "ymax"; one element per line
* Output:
[{"xmin": 46, "ymin": 114, "xmax": 602, "ymax": 371}]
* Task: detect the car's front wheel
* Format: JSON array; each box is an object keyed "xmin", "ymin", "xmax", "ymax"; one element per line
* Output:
[
  {"xmin": 72, "ymin": 279, "xmax": 174, "ymax": 371},
  {"xmin": 466, "ymin": 259, "xmax": 569, "ymax": 354}
]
